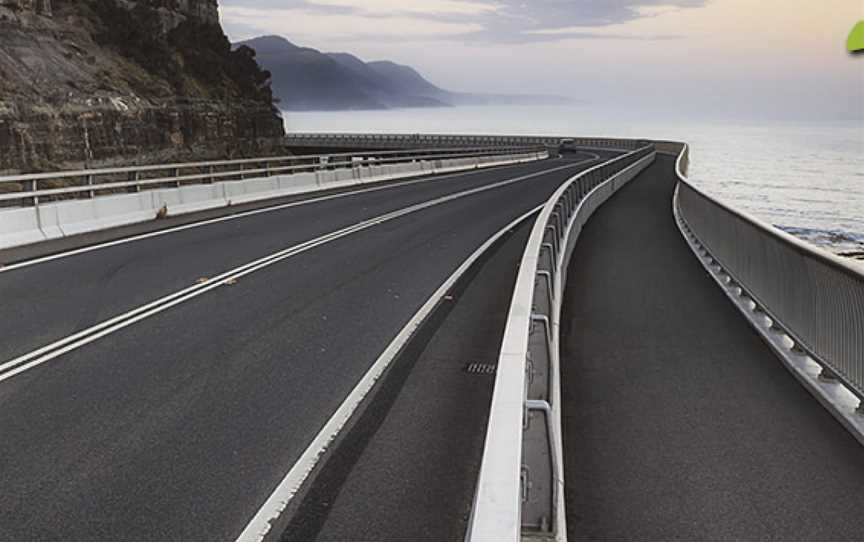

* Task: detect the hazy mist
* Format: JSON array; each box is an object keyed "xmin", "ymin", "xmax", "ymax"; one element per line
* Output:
[{"xmin": 220, "ymin": 0, "xmax": 863, "ymax": 122}]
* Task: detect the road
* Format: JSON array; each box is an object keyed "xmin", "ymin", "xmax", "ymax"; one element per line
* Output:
[
  {"xmin": 0, "ymin": 153, "xmax": 605, "ymax": 541},
  {"xmin": 560, "ymin": 154, "xmax": 864, "ymax": 542}
]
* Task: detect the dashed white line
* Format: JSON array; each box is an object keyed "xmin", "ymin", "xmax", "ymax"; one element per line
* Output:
[
  {"xmin": 0, "ymin": 157, "xmax": 593, "ymax": 274},
  {"xmin": 0, "ymin": 160, "xmax": 590, "ymax": 384}
]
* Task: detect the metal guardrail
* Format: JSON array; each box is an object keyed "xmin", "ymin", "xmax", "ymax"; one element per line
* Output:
[
  {"xmin": 467, "ymin": 144, "xmax": 656, "ymax": 542},
  {"xmin": 0, "ymin": 135, "xmax": 649, "ymax": 207},
  {"xmin": 0, "ymin": 146, "xmax": 540, "ymax": 207},
  {"xmin": 672, "ymin": 143, "xmax": 864, "ymax": 405},
  {"xmin": 284, "ymin": 133, "xmax": 648, "ymax": 152}
]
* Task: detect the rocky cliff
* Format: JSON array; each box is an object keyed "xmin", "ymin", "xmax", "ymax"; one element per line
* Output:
[{"xmin": 0, "ymin": 0, "xmax": 283, "ymax": 174}]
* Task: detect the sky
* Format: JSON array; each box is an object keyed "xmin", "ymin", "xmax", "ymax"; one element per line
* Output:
[{"xmin": 218, "ymin": 0, "xmax": 863, "ymax": 122}]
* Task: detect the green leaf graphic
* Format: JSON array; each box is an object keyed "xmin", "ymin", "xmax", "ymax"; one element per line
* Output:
[{"xmin": 849, "ymin": 21, "xmax": 864, "ymax": 52}]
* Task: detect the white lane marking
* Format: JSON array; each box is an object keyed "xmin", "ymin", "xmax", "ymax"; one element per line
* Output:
[
  {"xmin": 0, "ymin": 158, "xmax": 584, "ymax": 274},
  {"xmin": 232, "ymin": 205, "xmax": 544, "ymax": 542},
  {"xmin": 0, "ymin": 161, "xmax": 588, "ymax": 384}
]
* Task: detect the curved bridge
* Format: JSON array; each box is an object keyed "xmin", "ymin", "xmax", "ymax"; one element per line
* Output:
[{"xmin": 0, "ymin": 135, "xmax": 861, "ymax": 542}]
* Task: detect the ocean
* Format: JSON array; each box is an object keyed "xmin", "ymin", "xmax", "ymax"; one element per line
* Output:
[{"xmin": 283, "ymin": 106, "xmax": 864, "ymax": 259}]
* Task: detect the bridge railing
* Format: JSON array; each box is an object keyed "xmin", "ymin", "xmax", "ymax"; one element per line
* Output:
[
  {"xmin": 284, "ymin": 132, "xmax": 648, "ymax": 152},
  {"xmin": 466, "ymin": 144, "xmax": 656, "ymax": 542},
  {"xmin": 672, "ymin": 143, "xmax": 864, "ymax": 407},
  {"xmin": 0, "ymin": 146, "xmax": 540, "ymax": 208}
]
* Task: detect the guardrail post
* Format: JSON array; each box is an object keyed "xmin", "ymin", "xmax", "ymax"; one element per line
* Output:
[
  {"xmin": 529, "ymin": 314, "xmax": 553, "ymax": 401},
  {"xmin": 86, "ymin": 174, "xmax": 95, "ymax": 198},
  {"xmin": 174, "ymin": 168, "xmax": 181, "ymax": 187},
  {"xmin": 128, "ymin": 171, "xmax": 140, "ymax": 193},
  {"xmin": 535, "ymin": 269, "xmax": 554, "ymax": 308},
  {"xmin": 819, "ymin": 365, "xmax": 840, "ymax": 381},
  {"xmin": 522, "ymin": 400, "xmax": 555, "ymax": 536},
  {"xmin": 543, "ymin": 226, "xmax": 559, "ymax": 267},
  {"xmin": 28, "ymin": 179, "xmax": 39, "ymax": 206}
]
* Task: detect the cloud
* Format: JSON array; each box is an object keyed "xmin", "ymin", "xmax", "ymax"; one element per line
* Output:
[
  {"xmin": 220, "ymin": 5, "xmax": 483, "ymax": 42},
  {"xmin": 309, "ymin": 0, "xmax": 498, "ymax": 16},
  {"xmin": 219, "ymin": 0, "xmax": 706, "ymax": 43}
]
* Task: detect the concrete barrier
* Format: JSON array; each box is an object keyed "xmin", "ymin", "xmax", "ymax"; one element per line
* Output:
[
  {"xmin": 467, "ymin": 146, "xmax": 656, "ymax": 542},
  {"xmin": 43, "ymin": 193, "xmax": 155, "ymax": 237},
  {"xmin": 0, "ymin": 151, "xmax": 547, "ymax": 250},
  {"xmin": 153, "ymin": 184, "xmax": 228, "ymax": 216},
  {"xmin": 276, "ymin": 172, "xmax": 318, "ymax": 193},
  {"xmin": 37, "ymin": 204, "xmax": 63, "ymax": 240},
  {"xmin": 0, "ymin": 207, "xmax": 45, "ymax": 247}
]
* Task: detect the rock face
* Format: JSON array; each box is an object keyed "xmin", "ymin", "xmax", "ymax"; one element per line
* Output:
[
  {"xmin": 0, "ymin": 0, "xmax": 283, "ymax": 174},
  {"xmin": 0, "ymin": 1, "xmax": 54, "ymax": 16}
]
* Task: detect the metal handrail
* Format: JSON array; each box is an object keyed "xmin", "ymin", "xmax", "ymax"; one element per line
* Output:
[
  {"xmin": 0, "ymin": 146, "xmax": 529, "ymax": 184},
  {"xmin": 0, "ymin": 146, "xmax": 542, "ymax": 206},
  {"xmin": 673, "ymin": 143, "xmax": 864, "ymax": 401},
  {"xmin": 285, "ymin": 133, "xmax": 649, "ymax": 152},
  {"xmin": 467, "ymin": 144, "xmax": 656, "ymax": 542}
]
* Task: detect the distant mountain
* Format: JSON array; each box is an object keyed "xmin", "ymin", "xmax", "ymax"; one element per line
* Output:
[
  {"xmin": 235, "ymin": 36, "xmax": 448, "ymax": 110},
  {"xmin": 235, "ymin": 35, "xmax": 571, "ymax": 111},
  {"xmin": 327, "ymin": 53, "xmax": 449, "ymax": 108},
  {"xmin": 365, "ymin": 60, "xmax": 448, "ymax": 99},
  {"xmin": 235, "ymin": 36, "xmax": 384, "ymax": 110}
]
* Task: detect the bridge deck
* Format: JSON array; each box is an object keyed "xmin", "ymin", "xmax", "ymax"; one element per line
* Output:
[
  {"xmin": 0, "ymin": 155, "xmax": 600, "ymax": 542},
  {"xmin": 560, "ymin": 154, "xmax": 864, "ymax": 541},
  {"xmin": 286, "ymin": 222, "xmax": 531, "ymax": 542}
]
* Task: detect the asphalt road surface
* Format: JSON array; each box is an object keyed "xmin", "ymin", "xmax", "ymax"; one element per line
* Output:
[
  {"xmin": 0, "ymin": 153, "xmax": 604, "ymax": 541},
  {"xmin": 560, "ymin": 154, "xmax": 864, "ymax": 542}
]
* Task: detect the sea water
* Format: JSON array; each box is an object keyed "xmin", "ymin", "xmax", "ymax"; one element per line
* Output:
[{"xmin": 283, "ymin": 106, "xmax": 863, "ymax": 257}]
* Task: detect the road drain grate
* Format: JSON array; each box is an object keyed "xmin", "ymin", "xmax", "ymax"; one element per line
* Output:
[{"xmin": 465, "ymin": 363, "xmax": 497, "ymax": 375}]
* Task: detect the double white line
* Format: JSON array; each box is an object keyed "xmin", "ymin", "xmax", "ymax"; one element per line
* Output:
[
  {"xmin": 0, "ymin": 156, "xmax": 564, "ymax": 274},
  {"xmin": 0, "ymin": 160, "xmax": 589, "ymax": 384}
]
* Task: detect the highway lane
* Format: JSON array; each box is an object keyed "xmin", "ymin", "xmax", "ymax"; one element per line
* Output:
[
  {"xmin": 289, "ymin": 219, "xmax": 533, "ymax": 542},
  {"xmin": 0, "ymin": 153, "xmax": 608, "ymax": 366},
  {"xmin": 0, "ymin": 154, "xmax": 603, "ymax": 541}
]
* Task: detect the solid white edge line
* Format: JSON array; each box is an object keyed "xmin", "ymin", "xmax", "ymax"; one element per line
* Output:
[
  {"xmin": 232, "ymin": 204, "xmax": 545, "ymax": 542},
  {"xmin": 0, "ymin": 156, "xmax": 559, "ymax": 274},
  {"xmin": 0, "ymin": 161, "xmax": 589, "ymax": 382}
]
